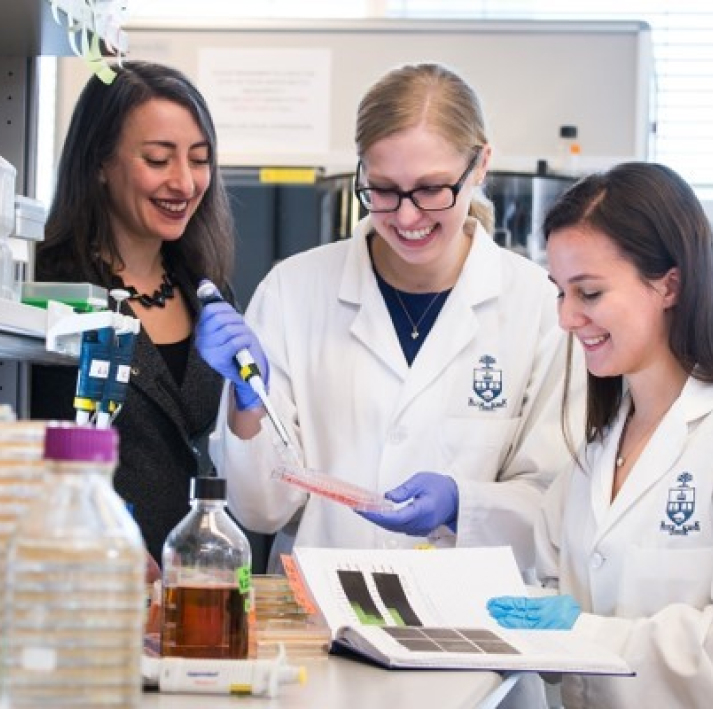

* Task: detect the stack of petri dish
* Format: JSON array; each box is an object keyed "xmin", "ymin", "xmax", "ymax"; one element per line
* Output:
[
  {"xmin": 0, "ymin": 418, "xmax": 47, "ymax": 572},
  {"xmin": 0, "ymin": 417, "xmax": 48, "ymax": 677},
  {"xmin": 251, "ymin": 574, "xmax": 331, "ymax": 661}
]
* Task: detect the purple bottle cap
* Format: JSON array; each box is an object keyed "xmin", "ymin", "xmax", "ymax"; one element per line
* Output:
[{"xmin": 44, "ymin": 423, "xmax": 118, "ymax": 463}]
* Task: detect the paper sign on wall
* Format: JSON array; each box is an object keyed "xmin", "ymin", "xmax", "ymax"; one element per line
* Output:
[{"xmin": 198, "ymin": 47, "xmax": 331, "ymax": 160}]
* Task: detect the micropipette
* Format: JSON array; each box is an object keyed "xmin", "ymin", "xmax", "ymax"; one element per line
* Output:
[
  {"xmin": 196, "ymin": 280, "xmax": 300, "ymax": 466},
  {"xmin": 95, "ymin": 289, "xmax": 137, "ymax": 428}
]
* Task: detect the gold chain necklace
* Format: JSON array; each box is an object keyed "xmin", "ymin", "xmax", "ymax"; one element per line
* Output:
[
  {"xmin": 391, "ymin": 286, "xmax": 446, "ymax": 340},
  {"xmin": 615, "ymin": 408, "xmax": 665, "ymax": 469}
]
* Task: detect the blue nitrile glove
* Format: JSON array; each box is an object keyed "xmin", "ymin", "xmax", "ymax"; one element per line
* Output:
[
  {"xmin": 195, "ymin": 301, "xmax": 269, "ymax": 410},
  {"xmin": 357, "ymin": 472, "xmax": 459, "ymax": 536},
  {"xmin": 487, "ymin": 595, "xmax": 581, "ymax": 630}
]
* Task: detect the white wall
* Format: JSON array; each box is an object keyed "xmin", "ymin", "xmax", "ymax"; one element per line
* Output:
[{"xmin": 55, "ymin": 19, "xmax": 653, "ymax": 174}]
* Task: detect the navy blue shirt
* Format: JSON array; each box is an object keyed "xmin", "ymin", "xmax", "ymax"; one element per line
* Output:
[{"xmin": 374, "ymin": 269, "xmax": 451, "ymax": 366}]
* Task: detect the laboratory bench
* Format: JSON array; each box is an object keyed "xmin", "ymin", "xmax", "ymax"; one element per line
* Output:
[{"xmin": 141, "ymin": 655, "xmax": 517, "ymax": 709}]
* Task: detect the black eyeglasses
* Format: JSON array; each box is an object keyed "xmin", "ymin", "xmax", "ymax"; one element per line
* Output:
[{"xmin": 354, "ymin": 148, "xmax": 482, "ymax": 213}]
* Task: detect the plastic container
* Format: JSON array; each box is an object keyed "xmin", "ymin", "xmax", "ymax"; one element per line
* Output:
[
  {"xmin": 557, "ymin": 125, "xmax": 581, "ymax": 175},
  {"xmin": 0, "ymin": 156, "xmax": 17, "ymax": 300},
  {"xmin": 0, "ymin": 156, "xmax": 15, "ymax": 239},
  {"xmin": 14, "ymin": 195, "xmax": 47, "ymax": 241},
  {"xmin": 0, "ymin": 420, "xmax": 46, "ymax": 694},
  {"xmin": 161, "ymin": 476, "xmax": 252, "ymax": 660},
  {"xmin": 21, "ymin": 281, "xmax": 109, "ymax": 311},
  {"xmin": 272, "ymin": 465, "xmax": 395, "ymax": 513},
  {"xmin": 251, "ymin": 575, "xmax": 331, "ymax": 661},
  {"xmin": 4, "ymin": 423, "xmax": 146, "ymax": 707},
  {"xmin": 0, "ymin": 419, "xmax": 46, "ymax": 564}
]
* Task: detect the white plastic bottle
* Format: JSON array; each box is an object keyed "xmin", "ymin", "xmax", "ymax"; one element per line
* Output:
[
  {"xmin": 557, "ymin": 125, "xmax": 581, "ymax": 175},
  {"xmin": 0, "ymin": 156, "xmax": 17, "ymax": 300},
  {"xmin": 4, "ymin": 423, "xmax": 145, "ymax": 707}
]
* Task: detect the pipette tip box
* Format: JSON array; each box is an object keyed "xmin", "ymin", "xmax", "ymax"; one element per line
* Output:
[{"xmin": 21, "ymin": 282, "xmax": 108, "ymax": 312}]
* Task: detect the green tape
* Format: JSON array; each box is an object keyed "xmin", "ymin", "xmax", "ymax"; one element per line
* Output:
[{"xmin": 237, "ymin": 565, "xmax": 251, "ymax": 594}]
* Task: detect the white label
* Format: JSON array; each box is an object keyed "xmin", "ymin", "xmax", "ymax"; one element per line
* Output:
[
  {"xmin": 89, "ymin": 359, "xmax": 110, "ymax": 378},
  {"xmin": 21, "ymin": 647, "xmax": 57, "ymax": 671},
  {"xmin": 115, "ymin": 364, "xmax": 131, "ymax": 383}
]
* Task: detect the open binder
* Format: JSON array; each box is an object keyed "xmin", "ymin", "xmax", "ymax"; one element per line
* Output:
[{"xmin": 289, "ymin": 546, "xmax": 634, "ymax": 677}]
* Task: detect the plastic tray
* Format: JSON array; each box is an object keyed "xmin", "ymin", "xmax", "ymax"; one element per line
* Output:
[{"xmin": 21, "ymin": 281, "xmax": 108, "ymax": 312}]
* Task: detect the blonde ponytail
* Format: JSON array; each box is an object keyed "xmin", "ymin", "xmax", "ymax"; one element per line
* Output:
[{"xmin": 469, "ymin": 190, "xmax": 495, "ymax": 235}]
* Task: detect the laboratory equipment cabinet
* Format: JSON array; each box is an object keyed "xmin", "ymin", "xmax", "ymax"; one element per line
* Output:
[
  {"xmin": 487, "ymin": 171, "xmax": 575, "ymax": 266},
  {"xmin": 0, "ymin": 0, "xmax": 95, "ymax": 415},
  {"xmin": 222, "ymin": 168, "xmax": 357, "ymax": 308},
  {"xmin": 224, "ymin": 168, "xmax": 571, "ymax": 308}
]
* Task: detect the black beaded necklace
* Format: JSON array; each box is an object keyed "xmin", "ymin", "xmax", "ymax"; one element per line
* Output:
[{"xmin": 125, "ymin": 270, "xmax": 176, "ymax": 308}]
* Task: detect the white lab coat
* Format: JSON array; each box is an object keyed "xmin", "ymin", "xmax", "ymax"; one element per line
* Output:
[
  {"xmin": 211, "ymin": 217, "xmax": 577, "ymax": 573},
  {"xmin": 536, "ymin": 376, "xmax": 713, "ymax": 709}
]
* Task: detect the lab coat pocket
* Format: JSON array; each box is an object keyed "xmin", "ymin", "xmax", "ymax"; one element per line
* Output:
[
  {"xmin": 616, "ymin": 545, "xmax": 713, "ymax": 617},
  {"xmin": 440, "ymin": 416, "xmax": 520, "ymax": 481}
]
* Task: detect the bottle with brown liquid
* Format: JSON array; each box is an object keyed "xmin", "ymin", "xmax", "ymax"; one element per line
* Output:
[{"xmin": 160, "ymin": 476, "xmax": 252, "ymax": 659}]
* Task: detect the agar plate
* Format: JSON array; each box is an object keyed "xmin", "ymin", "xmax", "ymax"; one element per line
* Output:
[{"xmin": 272, "ymin": 466, "xmax": 394, "ymax": 513}]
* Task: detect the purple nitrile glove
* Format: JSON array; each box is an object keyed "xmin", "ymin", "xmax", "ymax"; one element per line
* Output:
[
  {"xmin": 487, "ymin": 595, "xmax": 581, "ymax": 630},
  {"xmin": 195, "ymin": 300, "xmax": 269, "ymax": 410},
  {"xmin": 357, "ymin": 472, "xmax": 459, "ymax": 536}
]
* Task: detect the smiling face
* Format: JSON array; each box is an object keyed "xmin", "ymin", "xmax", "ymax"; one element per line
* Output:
[
  {"xmin": 363, "ymin": 124, "xmax": 488, "ymax": 290},
  {"xmin": 547, "ymin": 224, "xmax": 679, "ymax": 379},
  {"xmin": 100, "ymin": 97, "xmax": 211, "ymax": 250}
]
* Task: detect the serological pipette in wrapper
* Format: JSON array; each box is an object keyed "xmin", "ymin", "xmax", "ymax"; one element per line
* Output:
[{"xmin": 196, "ymin": 279, "xmax": 301, "ymax": 467}]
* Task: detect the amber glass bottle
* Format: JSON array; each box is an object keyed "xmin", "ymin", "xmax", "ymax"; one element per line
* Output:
[{"xmin": 161, "ymin": 476, "xmax": 252, "ymax": 659}]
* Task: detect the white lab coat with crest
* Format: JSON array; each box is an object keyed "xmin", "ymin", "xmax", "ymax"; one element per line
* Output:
[
  {"xmin": 211, "ymin": 216, "xmax": 576, "ymax": 573},
  {"xmin": 537, "ymin": 376, "xmax": 713, "ymax": 709}
]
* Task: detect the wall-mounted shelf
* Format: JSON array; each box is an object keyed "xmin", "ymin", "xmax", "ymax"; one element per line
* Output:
[
  {"xmin": 0, "ymin": 298, "xmax": 74, "ymax": 365},
  {"xmin": 0, "ymin": 331, "xmax": 73, "ymax": 365},
  {"xmin": 0, "ymin": 298, "xmax": 140, "ymax": 364},
  {"xmin": 0, "ymin": 0, "xmax": 115, "ymax": 413}
]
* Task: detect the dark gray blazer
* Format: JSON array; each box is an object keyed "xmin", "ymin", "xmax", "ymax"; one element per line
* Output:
[{"xmin": 31, "ymin": 264, "xmax": 224, "ymax": 562}]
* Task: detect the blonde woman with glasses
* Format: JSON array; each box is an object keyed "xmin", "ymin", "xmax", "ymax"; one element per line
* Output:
[{"xmin": 198, "ymin": 64, "xmax": 582, "ymax": 594}]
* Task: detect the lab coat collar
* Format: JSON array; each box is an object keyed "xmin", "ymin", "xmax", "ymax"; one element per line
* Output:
[
  {"xmin": 340, "ymin": 217, "xmax": 504, "ymax": 414},
  {"xmin": 457, "ymin": 216, "xmax": 504, "ymax": 305},
  {"xmin": 339, "ymin": 216, "xmax": 406, "ymax": 377},
  {"xmin": 338, "ymin": 216, "xmax": 501, "ymax": 308},
  {"xmin": 589, "ymin": 375, "xmax": 713, "ymax": 538}
]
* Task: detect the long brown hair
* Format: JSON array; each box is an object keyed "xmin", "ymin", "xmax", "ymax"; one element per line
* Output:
[
  {"xmin": 38, "ymin": 60, "xmax": 234, "ymax": 290},
  {"xmin": 545, "ymin": 161, "xmax": 713, "ymax": 446}
]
